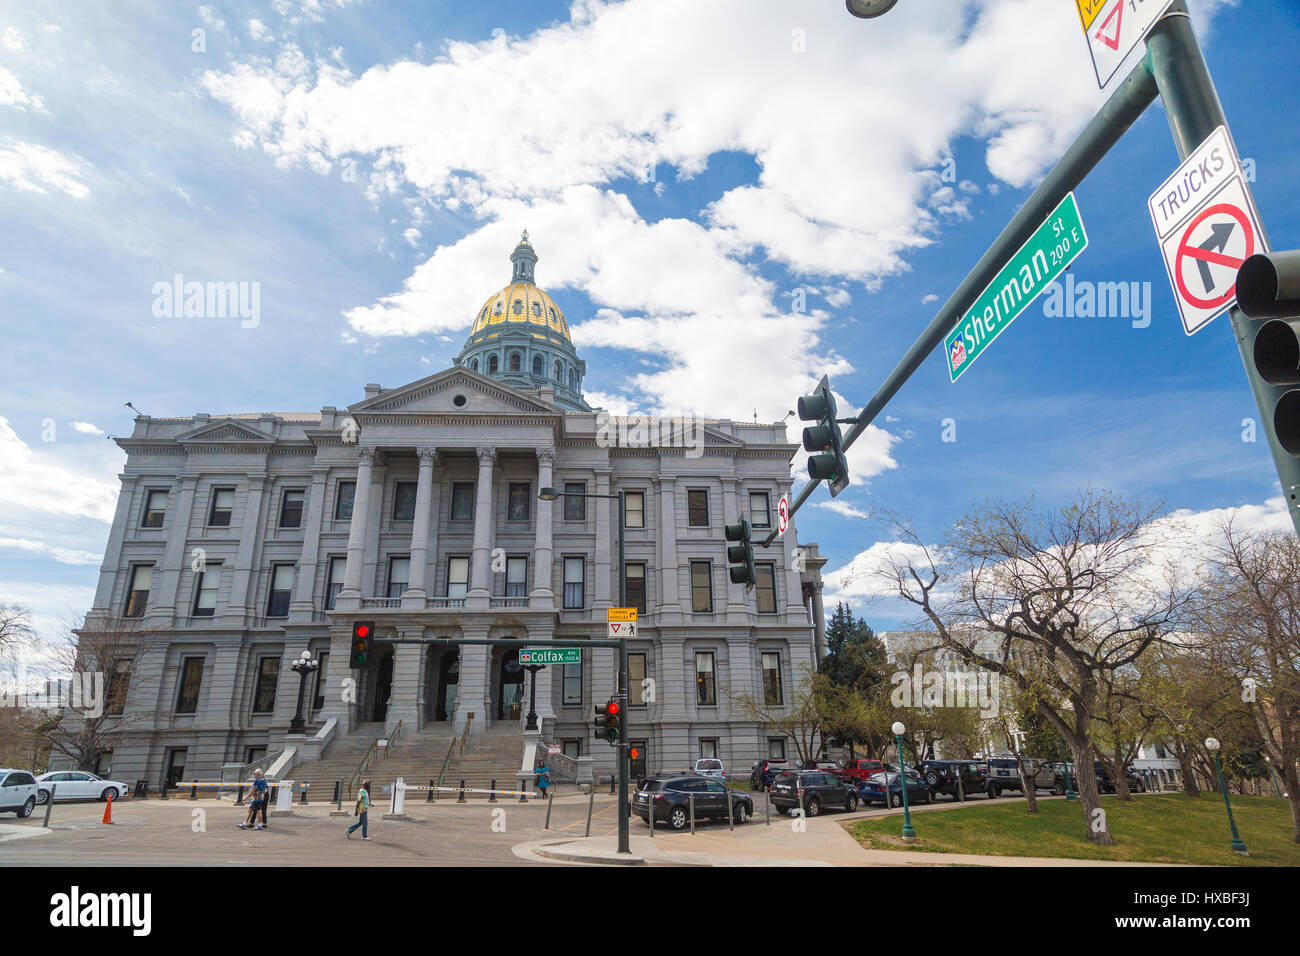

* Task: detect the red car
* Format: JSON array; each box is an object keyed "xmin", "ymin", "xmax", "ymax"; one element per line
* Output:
[{"xmin": 837, "ymin": 758, "xmax": 888, "ymax": 783}]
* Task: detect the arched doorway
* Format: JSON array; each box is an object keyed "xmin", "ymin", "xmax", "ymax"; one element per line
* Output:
[
  {"xmin": 371, "ymin": 650, "xmax": 394, "ymax": 722},
  {"xmin": 435, "ymin": 650, "xmax": 460, "ymax": 723},
  {"xmin": 498, "ymin": 650, "xmax": 524, "ymax": 721}
]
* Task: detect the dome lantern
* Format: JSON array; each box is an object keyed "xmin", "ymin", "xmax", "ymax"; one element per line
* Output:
[{"xmin": 511, "ymin": 229, "xmax": 537, "ymax": 284}]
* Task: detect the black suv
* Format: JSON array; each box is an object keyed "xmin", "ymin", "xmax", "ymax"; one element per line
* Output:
[
  {"xmin": 768, "ymin": 770, "xmax": 860, "ymax": 817},
  {"xmin": 917, "ymin": 759, "xmax": 987, "ymax": 801},
  {"xmin": 633, "ymin": 776, "xmax": 754, "ymax": 830}
]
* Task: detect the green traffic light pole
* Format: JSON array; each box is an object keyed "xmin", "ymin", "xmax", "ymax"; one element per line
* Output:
[
  {"xmin": 892, "ymin": 721, "xmax": 916, "ymax": 842},
  {"xmin": 1205, "ymin": 737, "xmax": 1249, "ymax": 856},
  {"xmin": 762, "ymin": 1, "xmax": 1300, "ymax": 549},
  {"xmin": 1056, "ymin": 737, "xmax": 1077, "ymax": 801}
]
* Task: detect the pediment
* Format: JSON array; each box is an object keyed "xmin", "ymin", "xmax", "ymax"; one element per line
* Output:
[
  {"xmin": 175, "ymin": 419, "xmax": 276, "ymax": 445},
  {"xmin": 349, "ymin": 367, "xmax": 559, "ymax": 417}
]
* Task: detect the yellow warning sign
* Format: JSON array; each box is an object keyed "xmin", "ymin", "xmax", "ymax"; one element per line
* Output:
[
  {"xmin": 607, "ymin": 607, "xmax": 638, "ymax": 622},
  {"xmin": 1075, "ymin": 0, "xmax": 1106, "ymax": 31}
]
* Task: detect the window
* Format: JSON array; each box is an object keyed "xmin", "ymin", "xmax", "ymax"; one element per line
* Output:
[
  {"xmin": 690, "ymin": 561, "xmax": 712, "ymax": 613},
  {"xmin": 312, "ymin": 652, "xmax": 329, "ymax": 710},
  {"xmin": 512, "ymin": 300, "xmax": 522, "ymax": 316},
  {"xmin": 509, "ymin": 352, "xmax": 521, "ymax": 371},
  {"xmin": 700, "ymin": 739, "xmax": 718, "ymax": 760},
  {"xmin": 505, "ymin": 556, "xmax": 527, "ymax": 597},
  {"xmin": 176, "ymin": 657, "xmax": 204, "ymax": 713},
  {"xmin": 142, "ymin": 489, "xmax": 168, "ymax": 528},
  {"xmin": 335, "ymin": 481, "xmax": 356, "ymax": 520},
  {"xmin": 507, "ymin": 482, "xmax": 531, "ymax": 521},
  {"xmin": 325, "ymin": 556, "xmax": 346, "ymax": 610},
  {"xmin": 532, "ymin": 355, "xmax": 543, "ymax": 377},
  {"xmin": 629, "ymin": 653, "xmax": 647, "ymax": 707},
  {"xmin": 624, "ymin": 491, "xmax": 644, "ymax": 528},
  {"xmin": 768, "ymin": 738, "xmax": 786, "ymax": 760},
  {"xmin": 563, "ymin": 482, "xmax": 586, "ymax": 521},
  {"xmin": 106, "ymin": 660, "xmax": 131, "ymax": 716},
  {"xmin": 562, "ymin": 662, "xmax": 582, "ymax": 705},
  {"xmin": 451, "ymin": 482, "xmax": 474, "ymax": 520},
  {"xmin": 563, "ymin": 557, "xmax": 585, "ymax": 609},
  {"xmin": 447, "ymin": 557, "xmax": 470, "ymax": 598},
  {"xmin": 687, "ymin": 489, "xmax": 709, "ymax": 527},
  {"xmin": 554, "ymin": 360, "xmax": 562, "ymax": 381},
  {"xmin": 279, "ymin": 489, "xmax": 305, "ymax": 528},
  {"xmin": 762, "ymin": 652, "xmax": 783, "ymax": 705},
  {"xmin": 755, "ymin": 563, "xmax": 777, "ymax": 614},
  {"xmin": 387, "ymin": 556, "xmax": 410, "ymax": 598},
  {"xmin": 193, "ymin": 566, "xmax": 221, "ymax": 617},
  {"xmin": 749, "ymin": 491, "xmax": 770, "ymax": 529},
  {"xmin": 208, "ymin": 487, "xmax": 235, "ymax": 527},
  {"xmin": 562, "ymin": 739, "xmax": 581, "ymax": 759},
  {"xmin": 392, "ymin": 482, "xmax": 417, "ymax": 521},
  {"xmin": 125, "ymin": 565, "xmax": 152, "ymax": 618},
  {"xmin": 695, "ymin": 651, "xmax": 716, "ymax": 705},
  {"xmin": 266, "ymin": 564, "xmax": 294, "ymax": 617},
  {"xmin": 532, "ymin": 301, "xmax": 542, "ymax": 317},
  {"xmin": 252, "ymin": 657, "xmax": 279, "ymax": 714},
  {"xmin": 625, "ymin": 562, "xmax": 647, "ymax": 614},
  {"xmin": 488, "ymin": 354, "xmax": 499, "ymax": 374}
]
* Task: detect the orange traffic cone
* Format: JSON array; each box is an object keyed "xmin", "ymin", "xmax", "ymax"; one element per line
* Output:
[{"xmin": 101, "ymin": 792, "xmax": 114, "ymax": 825}]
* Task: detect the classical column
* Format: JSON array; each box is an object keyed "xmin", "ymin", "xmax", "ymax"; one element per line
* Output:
[
  {"xmin": 455, "ymin": 622, "xmax": 492, "ymax": 735},
  {"xmin": 90, "ymin": 474, "xmax": 140, "ymax": 618},
  {"xmin": 387, "ymin": 628, "xmax": 425, "ymax": 731},
  {"xmin": 403, "ymin": 448, "xmax": 438, "ymax": 607},
  {"xmin": 148, "ymin": 473, "xmax": 198, "ymax": 623},
  {"xmin": 226, "ymin": 470, "xmax": 268, "ymax": 621},
  {"xmin": 594, "ymin": 469, "xmax": 612, "ymax": 611},
  {"xmin": 530, "ymin": 447, "xmax": 555, "ymax": 607},
  {"xmin": 468, "ymin": 447, "xmax": 496, "ymax": 608},
  {"xmin": 810, "ymin": 581, "xmax": 828, "ymax": 662},
  {"xmin": 657, "ymin": 477, "xmax": 681, "ymax": 624},
  {"xmin": 338, "ymin": 447, "xmax": 376, "ymax": 607},
  {"xmin": 289, "ymin": 465, "xmax": 330, "ymax": 622}
]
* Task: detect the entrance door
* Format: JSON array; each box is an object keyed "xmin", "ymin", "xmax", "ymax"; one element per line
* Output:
[
  {"xmin": 436, "ymin": 650, "xmax": 460, "ymax": 722},
  {"xmin": 498, "ymin": 650, "xmax": 524, "ymax": 721},
  {"xmin": 372, "ymin": 652, "xmax": 394, "ymax": 722},
  {"xmin": 165, "ymin": 748, "xmax": 187, "ymax": 787}
]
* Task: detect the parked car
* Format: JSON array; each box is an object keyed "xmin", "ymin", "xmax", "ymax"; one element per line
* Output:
[
  {"xmin": 1126, "ymin": 767, "xmax": 1148, "ymax": 792},
  {"xmin": 690, "ymin": 758, "xmax": 727, "ymax": 781},
  {"xmin": 981, "ymin": 756, "xmax": 1056, "ymax": 797},
  {"xmin": 769, "ymin": 770, "xmax": 860, "ymax": 817},
  {"xmin": 35, "ymin": 771, "xmax": 130, "ymax": 804},
  {"xmin": 857, "ymin": 770, "xmax": 934, "ymax": 808},
  {"xmin": 633, "ymin": 775, "xmax": 754, "ymax": 829},
  {"xmin": 0, "ymin": 769, "xmax": 39, "ymax": 818},
  {"xmin": 838, "ymin": 758, "xmax": 889, "ymax": 784},
  {"xmin": 1047, "ymin": 762, "xmax": 1108, "ymax": 795},
  {"xmin": 799, "ymin": 758, "xmax": 843, "ymax": 773},
  {"xmin": 750, "ymin": 758, "xmax": 790, "ymax": 792},
  {"xmin": 917, "ymin": 759, "xmax": 987, "ymax": 801}
]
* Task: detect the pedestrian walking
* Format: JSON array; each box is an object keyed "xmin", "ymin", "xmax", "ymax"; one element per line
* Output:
[
  {"xmin": 346, "ymin": 778, "xmax": 373, "ymax": 840},
  {"xmin": 536, "ymin": 761, "xmax": 551, "ymax": 798},
  {"xmin": 238, "ymin": 769, "xmax": 270, "ymax": 830}
]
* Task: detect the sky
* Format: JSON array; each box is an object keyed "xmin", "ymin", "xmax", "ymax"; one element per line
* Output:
[{"xmin": 1, "ymin": 0, "xmax": 1298, "ymax": 644}]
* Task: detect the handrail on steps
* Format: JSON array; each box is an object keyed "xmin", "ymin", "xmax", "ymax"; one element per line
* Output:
[
  {"xmin": 346, "ymin": 719, "xmax": 401, "ymax": 799},
  {"xmin": 437, "ymin": 714, "xmax": 473, "ymax": 789}
]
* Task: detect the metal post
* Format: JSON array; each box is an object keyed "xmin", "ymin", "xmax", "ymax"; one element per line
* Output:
[
  {"xmin": 1211, "ymin": 753, "xmax": 1249, "ymax": 855},
  {"xmin": 236, "ymin": 785, "xmax": 246, "ymax": 806},
  {"xmin": 544, "ymin": 787, "xmax": 553, "ymax": 828},
  {"xmin": 42, "ymin": 784, "xmax": 56, "ymax": 827},
  {"xmin": 648, "ymin": 794, "xmax": 655, "ymax": 838},
  {"xmin": 726, "ymin": 789, "xmax": 734, "ymax": 831},
  {"xmin": 335, "ymin": 779, "xmax": 343, "ymax": 811},
  {"xmin": 457, "ymin": 779, "xmax": 467, "ymax": 803},
  {"xmin": 427, "ymin": 778, "xmax": 435, "ymax": 802},
  {"xmin": 190, "ymin": 785, "xmax": 197, "ymax": 800},
  {"xmin": 584, "ymin": 790, "xmax": 595, "ymax": 837},
  {"xmin": 765, "ymin": 789, "xmax": 770, "ymax": 825},
  {"xmin": 616, "ymin": 492, "xmax": 631, "ymax": 855},
  {"xmin": 300, "ymin": 783, "xmax": 309, "ymax": 805},
  {"xmin": 489, "ymin": 779, "xmax": 497, "ymax": 803},
  {"xmin": 689, "ymin": 793, "xmax": 696, "ymax": 834},
  {"xmin": 896, "ymin": 734, "xmax": 916, "ymax": 841}
]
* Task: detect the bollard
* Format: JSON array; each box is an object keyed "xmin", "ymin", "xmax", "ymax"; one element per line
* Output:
[
  {"xmin": 300, "ymin": 783, "xmax": 309, "ymax": 805},
  {"xmin": 765, "ymin": 789, "xmax": 771, "ymax": 825},
  {"xmin": 457, "ymin": 779, "xmax": 467, "ymax": 804},
  {"xmin": 427, "ymin": 778, "xmax": 435, "ymax": 803},
  {"xmin": 489, "ymin": 779, "xmax": 497, "ymax": 804},
  {"xmin": 689, "ymin": 793, "xmax": 695, "ymax": 835},
  {"xmin": 545, "ymin": 788, "xmax": 554, "ymax": 829},
  {"xmin": 190, "ymin": 785, "xmax": 197, "ymax": 800},
  {"xmin": 160, "ymin": 782, "xmax": 169, "ymax": 800},
  {"xmin": 609, "ymin": 774, "xmax": 616, "ymax": 795},
  {"xmin": 236, "ymin": 785, "xmax": 246, "ymax": 806},
  {"xmin": 727, "ymin": 790, "xmax": 734, "ymax": 831},
  {"xmin": 335, "ymin": 779, "xmax": 343, "ymax": 812},
  {"xmin": 42, "ymin": 784, "xmax": 56, "ymax": 827},
  {"xmin": 584, "ymin": 791, "xmax": 594, "ymax": 837},
  {"xmin": 648, "ymin": 794, "xmax": 655, "ymax": 838}
]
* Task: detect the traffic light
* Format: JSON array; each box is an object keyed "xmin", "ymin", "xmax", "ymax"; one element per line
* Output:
[
  {"xmin": 350, "ymin": 621, "xmax": 374, "ymax": 669},
  {"xmin": 593, "ymin": 699, "xmax": 620, "ymax": 744},
  {"xmin": 797, "ymin": 374, "xmax": 850, "ymax": 497},
  {"xmin": 1239, "ymin": 251, "xmax": 1300, "ymax": 455},
  {"xmin": 725, "ymin": 517, "xmax": 756, "ymax": 586}
]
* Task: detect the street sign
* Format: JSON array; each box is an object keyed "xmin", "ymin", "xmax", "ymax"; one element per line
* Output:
[
  {"xmin": 1148, "ymin": 125, "xmax": 1268, "ymax": 335},
  {"xmin": 945, "ymin": 192, "xmax": 1088, "ymax": 382},
  {"xmin": 607, "ymin": 620, "xmax": 638, "ymax": 638},
  {"xmin": 519, "ymin": 647, "xmax": 581, "ymax": 665},
  {"xmin": 606, "ymin": 607, "xmax": 637, "ymax": 622},
  {"xmin": 777, "ymin": 494, "xmax": 789, "ymax": 537},
  {"xmin": 1077, "ymin": 0, "xmax": 1175, "ymax": 90}
]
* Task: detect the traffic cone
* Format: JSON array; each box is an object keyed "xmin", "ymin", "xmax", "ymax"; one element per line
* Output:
[{"xmin": 101, "ymin": 792, "xmax": 114, "ymax": 825}]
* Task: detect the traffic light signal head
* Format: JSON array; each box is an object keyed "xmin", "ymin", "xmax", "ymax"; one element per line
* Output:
[
  {"xmin": 1239, "ymin": 251, "xmax": 1300, "ymax": 456},
  {"xmin": 798, "ymin": 374, "xmax": 850, "ymax": 497},
  {"xmin": 593, "ymin": 699, "xmax": 620, "ymax": 744},
  {"xmin": 725, "ymin": 517, "xmax": 756, "ymax": 586},
  {"xmin": 350, "ymin": 621, "xmax": 374, "ymax": 669}
]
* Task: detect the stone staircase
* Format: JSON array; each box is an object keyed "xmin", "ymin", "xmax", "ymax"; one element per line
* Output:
[{"xmin": 290, "ymin": 722, "xmax": 528, "ymax": 804}]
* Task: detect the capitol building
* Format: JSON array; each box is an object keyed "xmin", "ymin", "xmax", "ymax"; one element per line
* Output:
[{"xmin": 77, "ymin": 234, "xmax": 828, "ymax": 788}]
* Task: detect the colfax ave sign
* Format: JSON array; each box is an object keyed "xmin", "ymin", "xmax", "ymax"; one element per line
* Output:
[
  {"xmin": 519, "ymin": 647, "xmax": 581, "ymax": 665},
  {"xmin": 945, "ymin": 192, "xmax": 1089, "ymax": 382}
]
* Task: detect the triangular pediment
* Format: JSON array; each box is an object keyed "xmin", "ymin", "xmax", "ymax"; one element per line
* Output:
[
  {"xmin": 349, "ymin": 367, "xmax": 559, "ymax": 417},
  {"xmin": 175, "ymin": 419, "xmax": 276, "ymax": 444}
]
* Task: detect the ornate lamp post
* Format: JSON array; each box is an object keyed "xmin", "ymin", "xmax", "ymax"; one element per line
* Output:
[
  {"xmin": 1205, "ymin": 737, "xmax": 1249, "ymax": 856},
  {"xmin": 523, "ymin": 663, "xmax": 546, "ymax": 731},
  {"xmin": 1056, "ymin": 736, "xmax": 1077, "ymax": 801},
  {"xmin": 289, "ymin": 650, "xmax": 320, "ymax": 733},
  {"xmin": 892, "ymin": 720, "xmax": 916, "ymax": 842}
]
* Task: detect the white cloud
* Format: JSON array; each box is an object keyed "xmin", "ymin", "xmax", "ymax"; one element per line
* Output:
[
  {"xmin": 0, "ymin": 140, "xmax": 89, "ymax": 198},
  {"xmin": 2, "ymin": 27, "xmax": 25, "ymax": 53},
  {"xmin": 0, "ymin": 537, "xmax": 100, "ymax": 565},
  {"xmin": 816, "ymin": 499, "xmax": 871, "ymax": 520},
  {"xmin": 0, "ymin": 417, "xmax": 120, "ymax": 523},
  {"xmin": 402, "ymin": 226, "xmax": 421, "ymax": 247},
  {"xmin": 248, "ymin": 19, "xmax": 272, "ymax": 42},
  {"xmin": 69, "ymin": 421, "xmax": 104, "ymax": 436},
  {"xmin": 0, "ymin": 66, "xmax": 45, "ymax": 112}
]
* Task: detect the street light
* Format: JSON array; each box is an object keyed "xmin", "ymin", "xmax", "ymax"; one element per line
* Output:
[
  {"xmin": 289, "ymin": 650, "xmax": 320, "ymax": 733},
  {"xmin": 1056, "ymin": 737, "xmax": 1076, "ymax": 801},
  {"xmin": 845, "ymin": 0, "xmax": 899, "ymax": 18},
  {"xmin": 891, "ymin": 720, "xmax": 916, "ymax": 842},
  {"xmin": 1205, "ymin": 737, "xmax": 1249, "ymax": 856}
]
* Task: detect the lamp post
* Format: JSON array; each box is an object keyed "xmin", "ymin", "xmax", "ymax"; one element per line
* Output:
[
  {"xmin": 523, "ymin": 663, "xmax": 545, "ymax": 731},
  {"xmin": 289, "ymin": 650, "xmax": 320, "ymax": 733},
  {"xmin": 1205, "ymin": 737, "xmax": 1249, "ymax": 856},
  {"xmin": 1056, "ymin": 737, "xmax": 1076, "ymax": 801},
  {"xmin": 1264, "ymin": 755, "xmax": 1284, "ymax": 798},
  {"xmin": 538, "ymin": 485, "xmax": 631, "ymax": 853},
  {"xmin": 892, "ymin": 721, "xmax": 916, "ymax": 842}
]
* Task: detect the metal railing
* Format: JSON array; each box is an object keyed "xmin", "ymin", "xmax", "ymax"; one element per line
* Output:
[
  {"xmin": 435, "ymin": 714, "xmax": 474, "ymax": 790},
  {"xmin": 345, "ymin": 720, "xmax": 400, "ymax": 799},
  {"xmin": 540, "ymin": 744, "xmax": 580, "ymax": 783}
]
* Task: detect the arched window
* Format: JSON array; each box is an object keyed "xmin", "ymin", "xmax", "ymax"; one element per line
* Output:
[
  {"xmin": 488, "ymin": 354, "xmax": 499, "ymax": 375},
  {"xmin": 493, "ymin": 301, "xmax": 503, "ymax": 316},
  {"xmin": 509, "ymin": 353, "xmax": 521, "ymax": 372},
  {"xmin": 569, "ymin": 370, "xmax": 578, "ymax": 390},
  {"xmin": 554, "ymin": 360, "xmax": 562, "ymax": 381},
  {"xmin": 532, "ymin": 355, "xmax": 543, "ymax": 377},
  {"xmin": 470, "ymin": 359, "xmax": 478, "ymax": 372}
]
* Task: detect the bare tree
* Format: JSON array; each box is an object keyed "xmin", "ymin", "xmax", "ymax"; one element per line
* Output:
[
  {"xmin": 0, "ymin": 603, "xmax": 34, "ymax": 672},
  {"xmin": 725, "ymin": 665, "xmax": 825, "ymax": 763}
]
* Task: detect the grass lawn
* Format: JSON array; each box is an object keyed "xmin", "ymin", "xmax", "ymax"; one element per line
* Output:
[{"xmin": 847, "ymin": 793, "xmax": 1300, "ymax": 866}]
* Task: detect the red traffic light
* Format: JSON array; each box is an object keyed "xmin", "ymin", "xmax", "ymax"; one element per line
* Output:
[
  {"xmin": 606, "ymin": 700, "xmax": 620, "ymax": 716},
  {"xmin": 355, "ymin": 623, "xmax": 370, "ymax": 638}
]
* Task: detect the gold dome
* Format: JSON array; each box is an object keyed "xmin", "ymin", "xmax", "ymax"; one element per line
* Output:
[{"xmin": 470, "ymin": 281, "xmax": 571, "ymax": 341}]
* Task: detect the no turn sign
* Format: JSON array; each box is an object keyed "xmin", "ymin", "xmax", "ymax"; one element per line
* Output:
[
  {"xmin": 777, "ymin": 494, "xmax": 789, "ymax": 537},
  {"xmin": 1148, "ymin": 126, "xmax": 1268, "ymax": 335}
]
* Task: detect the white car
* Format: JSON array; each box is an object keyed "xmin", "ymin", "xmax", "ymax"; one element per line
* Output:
[
  {"xmin": 0, "ymin": 769, "xmax": 39, "ymax": 818},
  {"xmin": 691, "ymin": 759, "xmax": 727, "ymax": 781},
  {"xmin": 36, "ymin": 771, "xmax": 129, "ymax": 804}
]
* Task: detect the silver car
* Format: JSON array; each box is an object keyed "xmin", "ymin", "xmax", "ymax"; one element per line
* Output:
[
  {"xmin": 691, "ymin": 759, "xmax": 726, "ymax": 781},
  {"xmin": 0, "ymin": 769, "xmax": 39, "ymax": 818},
  {"xmin": 36, "ymin": 770, "xmax": 130, "ymax": 804}
]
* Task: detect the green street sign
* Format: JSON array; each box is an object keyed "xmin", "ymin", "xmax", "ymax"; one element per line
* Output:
[
  {"xmin": 519, "ymin": 647, "xmax": 581, "ymax": 665},
  {"xmin": 945, "ymin": 192, "xmax": 1088, "ymax": 382}
]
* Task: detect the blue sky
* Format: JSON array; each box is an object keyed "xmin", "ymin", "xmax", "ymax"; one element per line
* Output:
[{"xmin": 1, "ymin": 0, "xmax": 1296, "ymax": 641}]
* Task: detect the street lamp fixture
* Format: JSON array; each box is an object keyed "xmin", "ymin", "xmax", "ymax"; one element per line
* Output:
[
  {"xmin": 289, "ymin": 650, "xmax": 320, "ymax": 734},
  {"xmin": 846, "ymin": 0, "xmax": 899, "ymax": 18},
  {"xmin": 891, "ymin": 720, "xmax": 916, "ymax": 842},
  {"xmin": 1205, "ymin": 737, "xmax": 1249, "ymax": 856}
]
